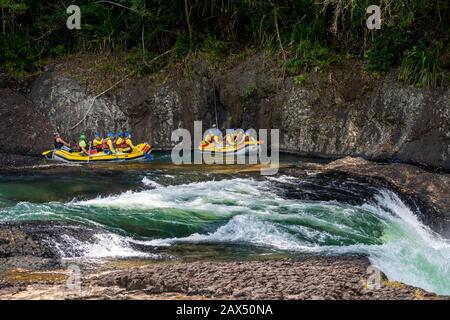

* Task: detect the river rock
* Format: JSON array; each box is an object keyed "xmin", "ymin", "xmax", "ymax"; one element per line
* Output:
[
  {"xmin": 29, "ymin": 69, "xmax": 129, "ymax": 144},
  {"xmin": 0, "ymin": 88, "xmax": 52, "ymax": 155}
]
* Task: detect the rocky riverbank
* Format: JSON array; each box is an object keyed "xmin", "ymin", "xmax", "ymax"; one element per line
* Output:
[
  {"xmin": 1, "ymin": 255, "xmax": 447, "ymax": 300},
  {"xmin": 0, "ymin": 153, "xmax": 49, "ymax": 170}
]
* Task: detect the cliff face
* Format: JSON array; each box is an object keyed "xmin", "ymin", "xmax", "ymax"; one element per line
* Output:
[
  {"xmin": 1, "ymin": 52, "xmax": 449, "ymax": 168},
  {"xmin": 280, "ymin": 65, "xmax": 450, "ymax": 168},
  {"xmin": 0, "ymin": 88, "xmax": 52, "ymax": 155}
]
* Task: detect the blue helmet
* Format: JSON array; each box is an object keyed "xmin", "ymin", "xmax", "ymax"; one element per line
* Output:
[
  {"xmin": 125, "ymin": 132, "xmax": 131, "ymax": 138},
  {"xmin": 95, "ymin": 133, "xmax": 100, "ymax": 137},
  {"xmin": 118, "ymin": 132, "xmax": 124, "ymax": 137},
  {"xmin": 107, "ymin": 132, "xmax": 114, "ymax": 138}
]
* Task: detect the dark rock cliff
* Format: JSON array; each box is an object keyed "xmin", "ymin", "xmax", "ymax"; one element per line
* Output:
[
  {"xmin": 1, "ymin": 53, "xmax": 449, "ymax": 168},
  {"xmin": 0, "ymin": 88, "xmax": 52, "ymax": 155}
]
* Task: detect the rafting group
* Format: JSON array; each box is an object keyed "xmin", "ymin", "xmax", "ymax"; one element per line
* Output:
[
  {"xmin": 43, "ymin": 125, "xmax": 262, "ymax": 163},
  {"xmin": 199, "ymin": 126, "xmax": 263, "ymax": 155},
  {"xmin": 44, "ymin": 131, "xmax": 152, "ymax": 162}
]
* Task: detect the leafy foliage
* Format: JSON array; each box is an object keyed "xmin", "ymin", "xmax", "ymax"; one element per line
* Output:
[
  {"xmin": 0, "ymin": 0, "xmax": 448, "ymax": 86},
  {"xmin": 399, "ymin": 43, "xmax": 444, "ymax": 87},
  {"xmin": 293, "ymin": 74, "xmax": 305, "ymax": 86},
  {"xmin": 286, "ymin": 40, "xmax": 340, "ymax": 73}
]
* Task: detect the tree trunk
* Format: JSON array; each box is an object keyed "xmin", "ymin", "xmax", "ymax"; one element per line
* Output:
[
  {"xmin": 1, "ymin": 7, "xmax": 5, "ymax": 34},
  {"xmin": 184, "ymin": 0, "xmax": 193, "ymax": 50}
]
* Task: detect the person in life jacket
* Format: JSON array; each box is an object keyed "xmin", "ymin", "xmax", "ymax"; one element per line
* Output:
[
  {"xmin": 92, "ymin": 133, "xmax": 103, "ymax": 152},
  {"xmin": 234, "ymin": 129, "xmax": 245, "ymax": 146},
  {"xmin": 121, "ymin": 132, "xmax": 135, "ymax": 153},
  {"xmin": 225, "ymin": 129, "xmax": 237, "ymax": 148},
  {"xmin": 203, "ymin": 129, "xmax": 215, "ymax": 145},
  {"xmin": 102, "ymin": 132, "xmax": 116, "ymax": 155},
  {"xmin": 205, "ymin": 124, "xmax": 223, "ymax": 145},
  {"xmin": 244, "ymin": 129, "xmax": 257, "ymax": 143},
  {"xmin": 115, "ymin": 132, "xmax": 124, "ymax": 149},
  {"xmin": 77, "ymin": 134, "xmax": 88, "ymax": 156},
  {"xmin": 53, "ymin": 132, "xmax": 71, "ymax": 151}
]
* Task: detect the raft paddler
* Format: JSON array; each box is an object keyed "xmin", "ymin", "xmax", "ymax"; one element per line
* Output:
[
  {"xmin": 244, "ymin": 129, "xmax": 257, "ymax": 143},
  {"xmin": 102, "ymin": 132, "xmax": 117, "ymax": 155},
  {"xmin": 53, "ymin": 132, "xmax": 71, "ymax": 151},
  {"xmin": 203, "ymin": 130, "xmax": 214, "ymax": 144},
  {"xmin": 115, "ymin": 132, "xmax": 124, "ymax": 149},
  {"xmin": 92, "ymin": 133, "xmax": 103, "ymax": 152},
  {"xmin": 234, "ymin": 129, "xmax": 245, "ymax": 146},
  {"xmin": 225, "ymin": 129, "xmax": 237, "ymax": 147},
  {"xmin": 122, "ymin": 132, "xmax": 136, "ymax": 153},
  {"xmin": 77, "ymin": 134, "xmax": 88, "ymax": 156}
]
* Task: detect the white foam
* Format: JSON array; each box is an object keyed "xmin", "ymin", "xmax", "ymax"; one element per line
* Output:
[
  {"xmin": 266, "ymin": 175, "xmax": 300, "ymax": 184},
  {"xmin": 49, "ymin": 232, "xmax": 156, "ymax": 259},
  {"xmin": 142, "ymin": 177, "xmax": 162, "ymax": 188},
  {"xmin": 146, "ymin": 214, "xmax": 318, "ymax": 251},
  {"xmin": 75, "ymin": 178, "xmax": 273, "ymax": 215},
  {"xmin": 360, "ymin": 190, "xmax": 450, "ymax": 294}
]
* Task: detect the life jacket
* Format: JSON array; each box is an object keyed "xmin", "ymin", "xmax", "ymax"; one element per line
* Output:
[
  {"xmin": 205, "ymin": 136, "xmax": 212, "ymax": 144},
  {"xmin": 120, "ymin": 140, "xmax": 128, "ymax": 148},
  {"xmin": 115, "ymin": 137, "xmax": 124, "ymax": 147},
  {"xmin": 102, "ymin": 138, "xmax": 111, "ymax": 150},
  {"xmin": 92, "ymin": 140, "xmax": 103, "ymax": 151}
]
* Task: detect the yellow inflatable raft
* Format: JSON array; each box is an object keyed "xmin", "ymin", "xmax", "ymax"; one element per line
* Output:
[
  {"xmin": 198, "ymin": 140, "xmax": 262, "ymax": 155},
  {"xmin": 42, "ymin": 143, "xmax": 152, "ymax": 163}
]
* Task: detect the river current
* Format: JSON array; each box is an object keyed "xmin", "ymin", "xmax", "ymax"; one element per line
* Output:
[{"xmin": 0, "ymin": 153, "xmax": 449, "ymax": 295}]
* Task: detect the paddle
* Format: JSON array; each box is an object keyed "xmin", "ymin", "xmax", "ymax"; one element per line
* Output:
[
  {"xmin": 42, "ymin": 150, "xmax": 53, "ymax": 156},
  {"xmin": 144, "ymin": 153, "xmax": 153, "ymax": 160},
  {"xmin": 87, "ymin": 142, "xmax": 92, "ymax": 164},
  {"xmin": 42, "ymin": 149, "xmax": 57, "ymax": 160}
]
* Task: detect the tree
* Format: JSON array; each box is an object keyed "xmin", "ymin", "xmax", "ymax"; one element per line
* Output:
[{"xmin": 0, "ymin": 0, "xmax": 27, "ymax": 34}]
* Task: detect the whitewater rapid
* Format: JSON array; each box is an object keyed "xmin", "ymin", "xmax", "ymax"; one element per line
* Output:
[{"xmin": 1, "ymin": 175, "xmax": 449, "ymax": 294}]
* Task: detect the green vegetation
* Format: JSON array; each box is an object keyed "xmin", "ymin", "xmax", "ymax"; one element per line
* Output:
[
  {"xmin": 0, "ymin": 0, "xmax": 449, "ymax": 86},
  {"xmin": 243, "ymin": 83, "xmax": 257, "ymax": 97},
  {"xmin": 286, "ymin": 40, "xmax": 341, "ymax": 74},
  {"xmin": 293, "ymin": 75, "xmax": 306, "ymax": 87},
  {"xmin": 399, "ymin": 43, "xmax": 444, "ymax": 87},
  {"xmin": 401, "ymin": 169, "xmax": 411, "ymax": 182}
]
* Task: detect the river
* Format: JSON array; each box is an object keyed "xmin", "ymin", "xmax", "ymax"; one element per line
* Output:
[{"xmin": 0, "ymin": 152, "xmax": 449, "ymax": 295}]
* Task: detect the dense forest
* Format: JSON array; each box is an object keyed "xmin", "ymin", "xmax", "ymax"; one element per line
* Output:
[{"xmin": 0, "ymin": 0, "xmax": 449, "ymax": 87}]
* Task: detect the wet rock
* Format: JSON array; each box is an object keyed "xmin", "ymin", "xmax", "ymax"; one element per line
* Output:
[
  {"xmin": 0, "ymin": 225, "xmax": 61, "ymax": 271},
  {"xmin": 77, "ymin": 256, "xmax": 447, "ymax": 300},
  {"xmin": 29, "ymin": 71, "xmax": 129, "ymax": 144},
  {"xmin": 0, "ymin": 228, "xmax": 55, "ymax": 259},
  {"xmin": 0, "ymin": 73, "xmax": 12, "ymax": 88},
  {"xmin": 0, "ymin": 153, "xmax": 49, "ymax": 170},
  {"xmin": 0, "ymin": 88, "xmax": 52, "ymax": 155}
]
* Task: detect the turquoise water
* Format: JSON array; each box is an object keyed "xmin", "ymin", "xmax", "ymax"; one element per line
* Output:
[{"xmin": 0, "ymin": 155, "xmax": 449, "ymax": 295}]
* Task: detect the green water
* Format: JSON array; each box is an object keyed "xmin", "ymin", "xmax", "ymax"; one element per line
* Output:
[{"xmin": 0, "ymin": 153, "xmax": 449, "ymax": 295}]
